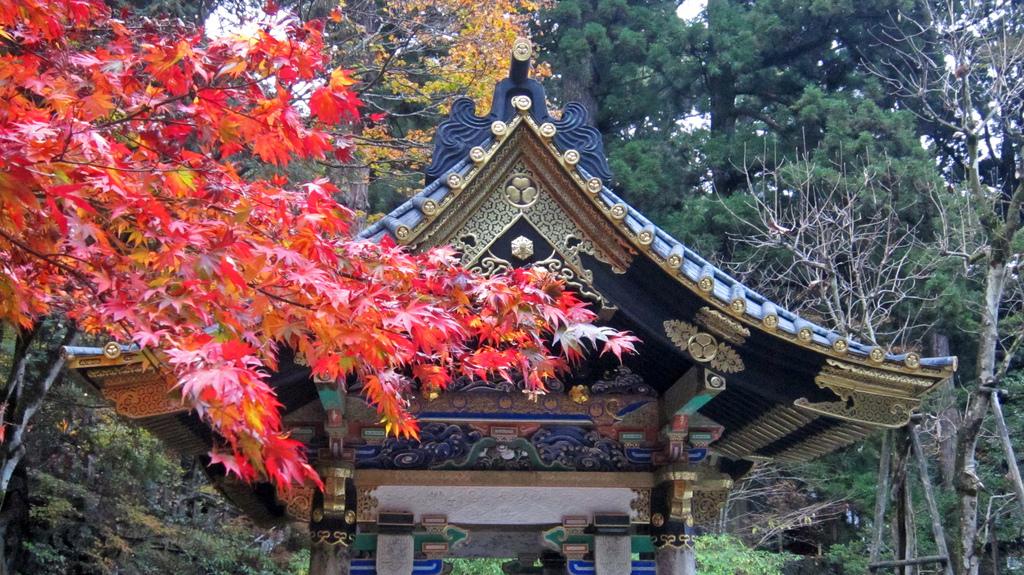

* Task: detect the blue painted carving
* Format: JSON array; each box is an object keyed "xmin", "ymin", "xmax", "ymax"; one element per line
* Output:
[
  {"xmin": 357, "ymin": 423, "xmax": 482, "ymax": 469},
  {"xmin": 532, "ymin": 426, "xmax": 637, "ymax": 471},
  {"xmin": 424, "ymin": 64, "xmax": 613, "ymax": 186},
  {"xmin": 351, "ymin": 559, "xmax": 444, "ymax": 575},
  {"xmin": 590, "ymin": 367, "xmax": 657, "ymax": 397},
  {"xmin": 568, "ymin": 560, "xmax": 656, "ymax": 574},
  {"xmin": 356, "ymin": 423, "xmax": 650, "ymax": 472},
  {"xmin": 446, "ymin": 375, "xmax": 565, "ymax": 393}
]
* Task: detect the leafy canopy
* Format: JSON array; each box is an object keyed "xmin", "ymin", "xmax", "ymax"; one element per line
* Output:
[{"xmin": 0, "ymin": 0, "xmax": 636, "ymax": 490}]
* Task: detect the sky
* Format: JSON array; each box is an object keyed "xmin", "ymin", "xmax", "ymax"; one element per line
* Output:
[{"xmin": 677, "ymin": 0, "xmax": 707, "ymax": 22}]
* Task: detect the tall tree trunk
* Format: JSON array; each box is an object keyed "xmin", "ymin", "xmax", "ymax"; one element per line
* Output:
[
  {"xmin": 954, "ymin": 262, "xmax": 1005, "ymax": 575},
  {"xmin": 0, "ymin": 464, "xmax": 28, "ymax": 575},
  {"xmin": 891, "ymin": 432, "xmax": 915, "ymax": 575},
  {"xmin": 0, "ymin": 324, "xmax": 75, "ymax": 572}
]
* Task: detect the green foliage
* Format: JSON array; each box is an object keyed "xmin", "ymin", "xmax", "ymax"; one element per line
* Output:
[
  {"xmin": 448, "ymin": 558, "xmax": 508, "ymax": 575},
  {"xmin": 695, "ymin": 534, "xmax": 795, "ymax": 575},
  {"xmin": 823, "ymin": 540, "xmax": 870, "ymax": 575},
  {"xmin": 18, "ymin": 383, "xmax": 307, "ymax": 575}
]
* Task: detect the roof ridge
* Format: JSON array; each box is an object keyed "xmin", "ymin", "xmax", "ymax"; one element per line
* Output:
[{"xmin": 358, "ymin": 42, "xmax": 957, "ymax": 376}]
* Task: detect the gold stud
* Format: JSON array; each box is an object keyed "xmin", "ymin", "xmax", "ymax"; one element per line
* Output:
[
  {"xmin": 539, "ymin": 122, "xmax": 557, "ymax": 138},
  {"xmin": 905, "ymin": 353, "xmax": 921, "ymax": 369},
  {"xmin": 586, "ymin": 177, "xmax": 603, "ymax": 194},
  {"xmin": 698, "ymin": 276, "xmax": 714, "ymax": 292},
  {"xmin": 869, "ymin": 347, "xmax": 885, "ymax": 363},
  {"xmin": 102, "ymin": 341, "xmax": 122, "ymax": 359},
  {"xmin": 512, "ymin": 95, "xmax": 532, "ymax": 112},
  {"xmin": 446, "ymin": 173, "xmax": 463, "ymax": 189},
  {"xmin": 730, "ymin": 299, "xmax": 745, "ymax": 314},
  {"xmin": 638, "ymin": 230, "xmax": 654, "ymax": 245},
  {"xmin": 491, "ymin": 121, "xmax": 508, "ymax": 137},
  {"xmin": 562, "ymin": 149, "xmax": 580, "ymax": 165},
  {"xmin": 421, "ymin": 200, "xmax": 437, "ymax": 215},
  {"xmin": 798, "ymin": 327, "xmax": 813, "ymax": 343},
  {"xmin": 395, "ymin": 225, "xmax": 410, "ymax": 241},
  {"xmin": 832, "ymin": 339, "xmax": 848, "ymax": 353},
  {"xmin": 667, "ymin": 254, "xmax": 683, "ymax": 268},
  {"xmin": 651, "ymin": 513, "xmax": 665, "ymax": 527},
  {"xmin": 610, "ymin": 203, "xmax": 628, "ymax": 220},
  {"xmin": 469, "ymin": 146, "xmax": 486, "ymax": 163},
  {"xmin": 763, "ymin": 315, "xmax": 779, "ymax": 329}
]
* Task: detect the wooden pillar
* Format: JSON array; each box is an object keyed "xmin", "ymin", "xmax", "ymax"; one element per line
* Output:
[
  {"xmin": 594, "ymin": 535, "xmax": 631, "ymax": 575},
  {"xmin": 656, "ymin": 545, "xmax": 697, "ymax": 575},
  {"xmin": 309, "ymin": 542, "xmax": 350, "ymax": 575},
  {"xmin": 377, "ymin": 533, "xmax": 414, "ymax": 574},
  {"xmin": 308, "ymin": 464, "xmax": 356, "ymax": 575}
]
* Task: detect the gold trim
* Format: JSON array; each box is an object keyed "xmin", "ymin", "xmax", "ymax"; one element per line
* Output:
[
  {"xmin": 664, "ymin": 319, "xmax": 745, "ymax": 374},
  {"xmin": 696, "ymin": 307, "xmax": 749, "ymax": 345},
  {"xmin": 711, "ymin": 406, "xmax": 816, "ymax": 459},
  {"xmin": 795, "ymin": 390, "xmax": 919, "ymax": 428},
  {"xmin": 394, "ymin": 102, "xmax": 954, "ymax": 382}
]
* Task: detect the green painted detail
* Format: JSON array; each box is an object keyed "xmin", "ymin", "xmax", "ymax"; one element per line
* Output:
[
  {"xmin": 354, "ymin": 533, "xmax": 376, "ymax": 551},
  {"xmin": 678, "ymin": 394, "xmax": 714, "ymax": 415},
  {"xmin": 317, "ymin": 387, "xmax": 345, "ymax": 410},
  {"xmin": 689, "ymin": 432, "xmax": 714, "ymax": 442},
  {"xmin": 362, "ymin": 428, "xmax": 387, "ymax": 440},
  {"xmin": 619, "ymin": 431, "xmax": 645, "ymax": 442},
  {"xmin": 542, "ymin": 526, "xmax": 567, "ymax": 550},
  {"xmin": 350, "ymin": 528, "xmax": 471, "ymax": 553},
  {"xmin": 541, "ymin": 527, "xmax": 653, "ymax": 554},
  {"xmin": 434, "ymin": 437, "xmax": 567, "ymax": 471},
  {"xmin": 444, "ymin": 525, "xmax": 469, "ymax": 548},
  {"xmin": 631, "ymin": 535, "xmax": 654, "ymax": 554}
]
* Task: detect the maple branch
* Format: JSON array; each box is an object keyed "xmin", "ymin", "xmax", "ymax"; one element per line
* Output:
[{"xmin": 0, "ymin": 227, "xmax": 91, "ymax": 284}]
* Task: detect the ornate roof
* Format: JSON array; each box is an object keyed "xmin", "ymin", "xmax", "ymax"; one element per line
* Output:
[
  {"xmin": 62, "ymin": 40, "xmax": 959, "ymax": 532},
  {"xmin": 360, "ymin": 40, "xmax": 956, "ymax": 376}
]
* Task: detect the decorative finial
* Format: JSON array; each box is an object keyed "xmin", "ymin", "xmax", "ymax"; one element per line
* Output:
[
  {"xmin": 509, "ymin": 39, "xmax": 532, "ymax": 84},
  {"xmin": 512, "ymin": 38, "xmax": 533, "ymax": 62}
]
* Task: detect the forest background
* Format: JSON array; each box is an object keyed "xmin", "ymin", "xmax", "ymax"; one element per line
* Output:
[{"xmin": 1, "ymin": 0, "xmax": 1022, "ymax": 573}]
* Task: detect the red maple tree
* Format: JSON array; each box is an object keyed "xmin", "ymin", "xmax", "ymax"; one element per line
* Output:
[{"xmin": 0, "ymin": 0, "xmax": 637, "ymax": 489}]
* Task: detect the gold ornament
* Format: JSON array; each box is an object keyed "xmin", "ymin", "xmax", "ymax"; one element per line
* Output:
[
  {"xmin": 511, "ymin": 95, "xmax": 532, "ymax": 111},
  {"xmin": 569, "ymin": 385, "xmax": 590, "ymax": 404},
  {"xmin": 102, "ymin": 341, "xmax": 122, "ymax": 359},
  {"xmin": 512, "ymin": 38, "xmax": 533, "ymax": 61},
  {"xmin": 511, "ymin": 236, "xmax": 534, "ymax": 260},
  {"xmin": 504, "ymin": 174, "xmax": 538, "ymax": 208}
]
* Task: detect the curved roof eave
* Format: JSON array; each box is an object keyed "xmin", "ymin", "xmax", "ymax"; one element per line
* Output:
[{"xmin": 357, "ymin": 81, "xmax": 956, "ymax": 382}]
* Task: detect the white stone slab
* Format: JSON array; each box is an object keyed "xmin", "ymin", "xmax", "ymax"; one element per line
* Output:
[{"xmin": 370, "ymin": 485, "xmax": 636, "ymax": 525}]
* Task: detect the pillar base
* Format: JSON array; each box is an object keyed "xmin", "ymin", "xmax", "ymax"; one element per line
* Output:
[
  {"xmin": 309, "ymin": 541, "xmax": 351, "ymax": 575},
  {"xmin": 656, "ymin": 545, "xmax": 696, "ymax": 575},
  {"xmin": 377, "ymin": 533, "xmax": 414, "ymax": 574},
  {"xmin": 595, "ymin": 535, "xmax": 631, "ymax": 575}
]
